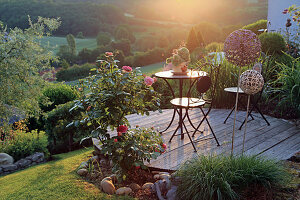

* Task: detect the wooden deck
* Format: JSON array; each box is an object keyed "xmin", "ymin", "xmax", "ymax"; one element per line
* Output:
[{"xmin": 94, "ymin": 109, "xmax": 300, "ymax": 170}]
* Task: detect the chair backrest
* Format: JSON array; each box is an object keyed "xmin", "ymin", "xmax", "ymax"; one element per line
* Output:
[{"xmin": 197, "ymin": 63, "xmax": 221, "ymax": 109}]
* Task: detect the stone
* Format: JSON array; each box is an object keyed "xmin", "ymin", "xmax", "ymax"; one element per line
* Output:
[
  {"xmin": 129, "ymin": 183, "xmax": 141, "ymax": 191},
  {"xmin": 2, "ymin": 164, "xmax": 17, "ymax": 172},
  {"xmin": 102, "ymin": 177, "xmax": 112, "ymax": 182},
  {"xmin": 166, "ymin": 185, "xmax": 177, "ymax": 200},
  {"xmin": 116, "ymin": 187, "xmax": 132, "ymax": 195},
  {"xmin": 28, "ymin": 152, "xmax": 44, "ymax": 162},
  {"xmin": 0, "ymin": 167, "xmax": 2, "ymax": 174},
  {"xmin": 109, "ymin": 160, "xmax": 113, "ymax": 167},
  {"xmin": 89, "ymin": 156, "xmax": 99, "ymax": 164},
  {"xmin": 14, "ymin": 159, "xmax": 31, "ymax": 168},
  {"xmin": 77, "ymin": 168, "xmax": 88, "ymax": 176},
  {"xmin": 100, "ymin": 179, "xmax": 115, "ymax": 195},
  {"xmin": 154, "ymin": 174, "xmax": 160, "ymax": 180},
  {"xmin": 156, "ymin": 180, "xmax": 168, "ymax": 194},
  {"xmin": 0, "ymin": 153, "xmax": 14, "ymax": 165},
  {"xmin": 78, "ymin": 161, "xmax": 88, "ymax": 169},
  {"xmin": 110, "ymin": 174, "xmax": 117, "ymax": 184},
  {"xmin": 159, "ymin": 172, "xmax": 169, "ymax": 175},
  {"xmin": 142, "ymin": 182, "xmax": 154, "ymax": 190},
  {"xmin": 160, "ymin": 174, "xmax": 171, "ymax": 180},
  {"xmin": 36, "ymin": 157, "xmax": 44, "ymax": 163}
]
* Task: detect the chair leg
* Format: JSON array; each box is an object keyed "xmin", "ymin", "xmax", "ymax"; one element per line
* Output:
[
  {"xmin": 182, "ymin": 120, "xmax": 197, "ymax": 152},
  {"xmin": 200, "ymin": 107, "xmax": 220, "ymax": 146},
  {"xmin": 254, "ymin": 104, "xmax": 270, "ymax": 126},
  {"xmin": 185, "ymin": 108, "xmax": 200, "ymax": 131},
  {"xmin": 169, "ymin": 123, "xmax": 180, "ymax": 143}
]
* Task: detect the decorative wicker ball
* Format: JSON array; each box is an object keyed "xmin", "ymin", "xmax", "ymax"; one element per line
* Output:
[
  {"xmin": 224, "ymin": 29, "xmax": 261, "ymax": 67},
  {"xmin": 239, "ymin": 70, "xmax": 264, "ymax": 95}
]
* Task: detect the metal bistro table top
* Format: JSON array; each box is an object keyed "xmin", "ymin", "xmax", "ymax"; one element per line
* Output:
[{"xmin": 155, "ymin": 70, "xmax": 207, "ymax": 79}]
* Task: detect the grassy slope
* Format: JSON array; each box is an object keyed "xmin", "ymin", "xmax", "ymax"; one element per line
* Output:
[
  {"xmin": 0, "ymin": 148, "xmax": 132, "ymax": 200},
  {"xmin": 138, "ymin": 62, "xmax": 165, "ymax": 75},
  {"xmin": 40, "ymin": 36, "xmax": 97, "ymax": 54}
]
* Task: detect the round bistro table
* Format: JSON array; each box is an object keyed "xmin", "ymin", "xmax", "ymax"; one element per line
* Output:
[{"xmin": 155, "ymin": 70, "xmax": 207, "ymax": 140}]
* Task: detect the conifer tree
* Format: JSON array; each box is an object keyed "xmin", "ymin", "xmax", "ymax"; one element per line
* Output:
[{"xmin": 186, "ymin": 27, "xmax": 199, "ymax": 53}]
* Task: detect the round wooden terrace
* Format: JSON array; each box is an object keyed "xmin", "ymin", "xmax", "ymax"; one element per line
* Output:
[{"xmin": 93, "ymin": 108, "xmax": 300, "ymax": 170}]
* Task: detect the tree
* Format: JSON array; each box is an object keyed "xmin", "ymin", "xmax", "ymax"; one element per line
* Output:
[
  {"xmin": 76, "ymin": 32, "xmax": 84, "ymax": 39},
  {"xmin": 197, "ymin": 31, "xmax": 205, "ymax": 47},
  {"xmin": 186, "ymin": 27, "xmax": 199, "ymax": 52},
  {"xmin": 0, "ymin": 17, "xmax": 60, "ymax": 123},
  {"xmin": 66, "ymin": 34, "xmax": 76, "ymax": 56},
  {"xmin": 114, "ymin": 24, "xmax": 135, "ymax": 43},
  {"xmin": 96, "ymin": 32, "xmax": 111, "ymax": 46},
  {"xmin": 111, "ymin": 39, "xmax": 131, "ymax": 56}
]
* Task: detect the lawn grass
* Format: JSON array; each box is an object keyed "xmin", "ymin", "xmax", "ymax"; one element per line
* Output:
[
  {"xmin": 138, "ymin": 62, "xmax": 165, "ymax": 75},
  {"xmin": 0, "ymin": 148, "xmax": 133, "ymax": 200},
  {"xmin": 40, "ymin": 36, "xmax": 97, "ymax": 54}
]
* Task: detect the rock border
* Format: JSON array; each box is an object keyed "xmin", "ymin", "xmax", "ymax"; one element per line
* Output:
[{"xmin": 0, "ymin": 152, "xmax": 45, "ymax": 176}]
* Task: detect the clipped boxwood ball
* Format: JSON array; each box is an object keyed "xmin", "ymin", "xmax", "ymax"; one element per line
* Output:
[{"xmin": 258, "ymin": 32, "xmax": 286, "ymax": 55}]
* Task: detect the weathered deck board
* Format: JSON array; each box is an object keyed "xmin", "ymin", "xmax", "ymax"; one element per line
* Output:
[{"xmin": 93, "ymin": 109, "xmax": 299, "ymax": 170}]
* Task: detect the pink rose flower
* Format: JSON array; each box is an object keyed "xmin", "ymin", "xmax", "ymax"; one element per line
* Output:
[
  {"xmin": 144, "ymin": 76, "xmax": 154, "ymax": 86},
  {"xmin": 122, "ymin": 66, "xmax": 132, "ymax": 72},
  {"xmin": 153, "ymin": 77, "xmax": 157, "ymax": 83},
  {"xmin": 114, "ymin": 139, "xmax": 118, "ymax": 142},
  {"xmin": 117, "ymin": 132, "xmax": 122, "ymax": 137},
  {"xmin": 117, "ymin": 125, "xmax": 128, "ymax": 133},
  {"xmin": 105, "ymin": 52, "xmax": 113, "ymax": 56},
  {"xmin": 162, "ymin": 144, "xmax": 167, "ymax": 149}
]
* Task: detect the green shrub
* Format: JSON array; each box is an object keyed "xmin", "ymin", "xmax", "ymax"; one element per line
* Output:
[
  {"xmin": 176, "ymin": 155, "xmax": 289, "ymax": 200},
  {"xmin": 0, "ymin": 130, "xmax": 49, "ymax": 161},
  {"xmin": 132, "ymin": 47, "xmax": 165, "ymax": 67},
  {"xmin": 259, "ymin": 32, "xmax": 286, "ymax": 55},
  {"xmin": 242, "ymin": 19, "xmax": 267, "ymax": 35},
  {"xmin": 205, "ymin": 42, "xmax": 224, "ymax": 52},
  {"xmin": 96, "ymin": 32, "xmax": 111, "ymax": 46},
  {"xmin": 56, "ymin": 63, "xmax": 96, "ymax": 82},
  {"xmin": 45, "ymin": 101, "xmax": 90, "ymax": 154},
  {"xmin": 40, "ymin": 83, "xmax": 78, "ymax": 112},
  {"xmin": 194, "ymin": 22, "xmax": 223, "ymax": 44}
]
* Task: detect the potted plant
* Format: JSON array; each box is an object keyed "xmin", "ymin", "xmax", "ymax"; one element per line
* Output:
[{"xmin": 166, "ymin": 47, "xmax": 190, "ymax": 74}]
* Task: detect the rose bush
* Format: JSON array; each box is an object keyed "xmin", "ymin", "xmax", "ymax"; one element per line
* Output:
[
  {"xmin": 101, "ymin": 126, "xmax": 165, "ymax": 177},
  {"xmin": 70, "ymin": 53, "xmax": 162, "ymax": 176}
]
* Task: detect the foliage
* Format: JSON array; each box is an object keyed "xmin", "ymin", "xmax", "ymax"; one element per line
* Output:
[
  {"xmin": 0, "ymin": 17, "xmax": 60, "ymax": 122},
  {"xmin": 101, "ymin": 127, "xmax": 165, "ymax": 176},
  {"xmin": 176, "ymin": 155, "xmax": 289, "ymax": 200},
  {"xmin": 269, "ymin": 56, "xmax": 300, "ymax": 117},
  {"xmin": 0, "ymin": 129, "xmax": 49, "ymax": 161},
  {"xmin": 111, "ymin": 39, "xmax": 131, "ymax": 56},
  {"xmin": 194, "ymin": 22, "xmax": 223, "ymax": 44},
  {"xmin": 186, "ymin": 27, "xmax": 202, "ymax": 53},
  {"xmin": 222, "ymin": 24, "xmax": 243, "ymax": 39},
  {"xmin": 0, "ymin": 0, "xmax": 125, "ymax": 36},
  {"xmin": 66, "ymin": 34, "xmax": 76, "ymax": 56},
  {"xmin": 44, "ymin": 102, "xmax": 90, "ymax": 154},
  {"xmin": 205, "ymin": 42, "xmax": 224, "ymax": 52},
  {"xmin": 0, "ymin": 148, "xmax": 133, "ymax": 200},
  {"xmin": 166, "ymin": 47, "xmax": 190, "ymax": 67},
  {"xmin": 114, "ymin": 24, "xmax": 136, "ymax": 43},
  {"xmin": 135, "ymin": 36, "xmax": 157, "ymax": 52},
  {"xmin": 71, "ymin": 53, "xmax": 161, "ymax": 140},
  {"xmin": 132, "ymin": 47, "xmax": 165, "ymax": 67},
  {"xmin": 96, "ymin": 32, "xmax": 111, "ymax": 46},
  {"xmin": 56, "ymin": 63, "xmax": 96, "ymax": 82},
  {"xmin": 76, "ymin": 32, "xmax": 84, "ymax": 39},
  {"xmin": 259, "ymin": 32, "xmax": 286, "ymax": 55},
  {"xmin": 70, "ymin": 53, "xmax": 161, "ymax": 175},
  {"xmin": 40, "ymin": 83, "xmax": 78, "ymax": 112},
  {"xmin": 242, "ymin": 19, "xmax": 267, "ymax": 35}
]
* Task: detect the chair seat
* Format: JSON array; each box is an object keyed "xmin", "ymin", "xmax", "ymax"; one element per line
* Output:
[
  {"xmin": 224, "ymin": 87, "xmax": 245, "ymax": 94},
  {"xmin": 170, "ymin": 97, "xmax": 205, "ymax": 108}
]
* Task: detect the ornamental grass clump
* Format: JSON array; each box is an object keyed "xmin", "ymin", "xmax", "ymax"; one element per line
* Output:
[{"xmin": 176, "ymin": 155, "xmax": 289, "ymax": 200}]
